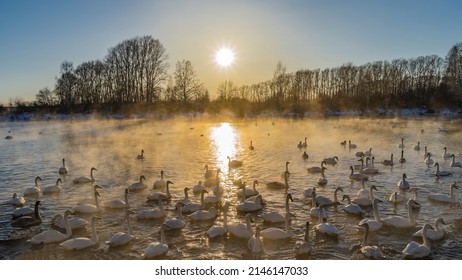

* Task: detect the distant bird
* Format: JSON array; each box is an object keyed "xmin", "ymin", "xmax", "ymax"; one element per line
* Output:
[
  {"xmin": 128, "ymin": 175, "xmax": 148, "ymax": 192},
  {"xmin": 227, "ymin": 156, "xmax": 243, "ymax": 168},
  {"xmin": 381, "ymin": 154, "xmax": 394, "ymax": 166},
  {"xmin": 397, "ymin": 173, "xmax": 410, "ymax": 190},
  {"xmin": 153, "ymin": 170, "xmax": 166, "ymax": 189},
  {"xmin": 59, "ymin": 158, "xmax": 69, "ymax": 174},
  {"xmin": 398, "ymin": 150, "xmax": 406, "ymax": 164},
  {"xmin": 348, "ymin": 140, "xmax": 357, "ymax": 149},
  {"xmin": 249, "ymin": 141, "xmax": 255, "ymax": 150},
  {"xmin": 302, "ymin": 151, "xmax": 309, "ymax": 160},
  {"xmin": 450, "ymin": 154, "xmax": 461, "ymax": 168},
  {"xmin": 136, "ymin": 149, "xmax": 145, "ymax": 160},
  {"xmin": 398, "ymin": 138, "xmax": 404, "ymax": 148},
  {"xmin": 434, "ymin": 162, "xmax": 451, "ymax": 177},
  {"xmin": 442, "ymin": 147, "xmax": 451, "ymax": 159},
  {"xmin": 413, "ymin": 142, "xmax": 421, "ymax": 151}
]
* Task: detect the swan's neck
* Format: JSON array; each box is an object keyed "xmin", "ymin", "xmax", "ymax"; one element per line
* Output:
[
  {"xmin": 124, "ymin": 192, "xmax": 129, "ymax": 207},
  {"xmin": 159, "ymin": 200, "xmax": 165, "ymax": 214},
  {"xmin": 94, "ymin": 192, "xmax": 100, "ymax": 209},
  {"xmin": 334, "ymin": 189, "xmax": 339, "ymax": 203},
  {"xmin": 160, "ymin": 172, "xmax": 164, "ymax": 180},
  {"xmin": 284, "ymin": 172, "xmax": 289, "ymax": 188},
  {"xmin": 64, "ymin": 213, "xmax": 72, "ymax": 237},
  {"xmin": 311, "ymin": 192, "xmax": 316, "ymax": 207},
  {"xmin": 372, "ymin": 201, "xmax": 380, "ymax": 221},
  {"xmin": 246, "ymin": 216, "xmax": 253, "ymax": 234},
  {"xmin": 91, "ymin": 220, "xmax": 98, "ymax": 243},
  {"xmin": 241, "ymin": 186, "xmax": 247, "ymax": 202},
  {"xmin": 450, "ymin": 186, "xmax": 456, "ymax": 198},
  {"xmin": 177, "ymin": 205, "xmax": 184, "ymax": 220},
  {"xmin": 201, "ymin": 192, "xmax": 206, "ymax": 208},
  {"xmin": 284, "ymin": 216, "xmax": 291, "ymax": 234},
  {"xmin": 223, "ymin": 207, "xmax": 228, "ymax": 228},
  {"xmin": 127, "ymin": 214, "xmax": 134, "ymax": 236},
  {"xmin": 407, "ymin": 203, "xmax": 415, "ymax": 224},
  {"xmin": 34, "ymin": 203, "xmax": 41, "ymax": 220},
  {"xmin": 63, "ymin": 159, "xmax": 66, "ymax": 167},
  {"xmin": 369, "ymin": 188, "xmax": 375, "ymax": 201},
  {"xmin": 184, "ymin": 189, "xmax": 189, "ymax": 199},
  {"xmin": 304, "ymin": 225, "xmax": 310, "ymax": 242},
  {"xmin": 422, "ymin": 227, "xmax": 431, "ymax": 247},
  {"xmin": 350, "ymin": 167, "xmax": 354, "ymax": 175},
  {"xmin": 160, "ymin": 227, "xmax": 166, "ymax": 244},
  {"xmin": 361, "ymin": 227, "xmax": 369, "ymax": 246},
  {"xmin": 90, "ymin": 169, "xmax": 94, "ymax": 180},
  {"xmin": 285, "ymin": 196, "xmax": 291, "ymax": 213}
]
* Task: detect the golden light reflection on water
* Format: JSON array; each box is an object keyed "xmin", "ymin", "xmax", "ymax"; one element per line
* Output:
[{"xmin": 210, "ymin": 122, "xmax": 240, "ymax": 172}]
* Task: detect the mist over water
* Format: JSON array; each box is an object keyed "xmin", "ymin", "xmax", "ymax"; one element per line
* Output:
[{"xmin": 1, "ymin": 116, "xmax": 462, "ymax": 260}]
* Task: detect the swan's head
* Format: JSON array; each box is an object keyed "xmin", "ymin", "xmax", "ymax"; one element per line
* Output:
[
  {"xmin": 95, "ymin": 191, "xmax": 101, "ymax": 197},
  {"xmin": 359, "ymin": 222, "xmax": 369, "ymax": 231},
  {"xmin": 370, "ymin": 185, "xmax": 378, "ymax": 192},
  {"xmin": 64, "ymin": 210, "xmax": 74, "ymax": 217},
  {"xmin": 125, "ymin": 188, "xmax": 129, "ymax": 195},
  {"xmin": 35, "ymin": 176, "xmax": 42, "ymax": 183},
  {"xmin": 202, "ymin": 189, "xmax": 209, "ymax": 194},
  {"xmin": 451, "ymin": 182, "xmax": 459, "ymax": 189},
  {"xmin": 422, "ymin": 223, "xmax": 434, "ymax": 233},
  {"xmin": 435, "ymin": 217, "xmax": 446, "ymax": 226},
  {"xmin": 56, "ymin": 178, "xmax": 63, "ymax": 184},
  {"xmin": 125, "ymin": 209, "xmax": 136, "ymax": 215},
  {"xmin": 94, "ymin": 185, "xmax": 103, "ymax": 190},
  {"xmin": 336, "ymin": 187, "xmax": 343, "ymax": 193},
  {"xmin": 35, "ymin": 200, "xmax": 42, "ymax": 208},
  {"xmin": 402, "ymin": 173, "xmax": 407, "ymax": 179},
  {"xmin": 408, "ymin": 199, "xmax": 420, "ymax": 207},
  {"xmin": 443, "ymin": 146, "xmax": 447, "ymax": 150},
  {"xmin": 166, "ymin": 180, "xmax": 174, "ymax": 187},
  {"xmin": 184, "ymin": 187, "xmax": 190, "ymax": 192},
  {"xmin": 341, "ymin": 194, "xmax": 350, "ymax": 202},
  {"xmin": 91, "ymin": 167, "xmax": 97, "ymax": 171},
  {"xmin": 286, "ymin": 193, "xmax": 293, "ymax": 202},
  {"xmin": 140, "ymin": 175, "xmax": 146, "ymax": 181},
  {"xmin": 253, "ymin": 180, "xmax": 259, "ymax": 186}
]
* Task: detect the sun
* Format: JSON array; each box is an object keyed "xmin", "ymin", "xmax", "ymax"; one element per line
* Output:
[{"xmin": 215, "ymin": 47, "xmax": 235, "ymax": 67}]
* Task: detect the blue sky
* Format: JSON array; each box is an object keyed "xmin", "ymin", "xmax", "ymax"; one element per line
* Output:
[{"xmin": 1, "ymin": 0, "xmax": 461, "ymax": 104}]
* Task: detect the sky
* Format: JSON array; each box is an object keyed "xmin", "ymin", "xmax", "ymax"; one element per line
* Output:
[{"xmin": 0, "ymin": 0, "xmax": 461, "ymax": 104}]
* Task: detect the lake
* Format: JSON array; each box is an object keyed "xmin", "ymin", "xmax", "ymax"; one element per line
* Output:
[{"xmin": 1, "ymin": 116, "xmax": 462, "ymax": 260}]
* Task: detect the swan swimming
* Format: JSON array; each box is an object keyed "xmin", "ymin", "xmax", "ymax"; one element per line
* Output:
[
  {"xmin": 294, "ymin": 221, "xmax": 311, "ymax": 256},
  {"xmin": 281, "ymin": 161, "xmax": 291, "ymax": 179},
  {"xmin": 143, "ymin": 225, "xmax": 169, "ymax": 258},
  {"xmin": 314, "ymin": 207, "xmax": 339, "ymax": 237},
  {"xmin": 381, "ymin": 199, "xmax": 420, "ymax": 229},
  {"xmin": 59, "ymin": 158, "xmax": 69, "ymax": 174},
  {"xmin": 182, "ymin": 189, "xmax": 207, "ymax": 214},
  {"xmin": 323, "ymin": 156, "xmax": 339, "ymax": 165},
  {"xmin": 236, "ymin": 194, "xmax": 263, "ymax": 212},
  {"xmin": 316, "ymin": 186, "xmax": 343, "ymax": 206},
  {"xmin": 164, "ymin": 202, "xmax": 187, "ymax": 230},
  {"xmin": 106, "ymin": 210, "xmax": 135, "ymax": 247},
  {"xmin": 128, "ymin": 175, "xmax": 148, "ymax": 192},
  {"xmin": 260, "ymin": 193, "xmax": 293, "ymax": 223},
  {"xmin": 427, "ymin": 182, "xmax": 459, "ymax": 203},
  {"xmin": 227, "ymin": 213, "xmax": 253, "ymax": 239},
  {"xmin": 359, "ymin": 223, "xmax": 384, "ymax": 259},
  {"xmin": 317, "ymin": 167, "xmax": 328, "ymax": 186},
  {"xmin": 260, "ymin": 212, "xmax": 293, "ymax": 240},
  {"xmin": 397, "ymin": 173, "xmax": 410, "ymax": 190},
  {"xmin": 61, "ymin": 216, "xmax": 99, "ymax": 250},
  {"xmin": 413, "ymin": 217, "xmax": 447, "ymax": 241},
  {"xmin": 402, "ymin": 223, "xmax": 433, "ymax": 258},
  {"xmin": 358, "ymin": 198, "xmax": 383, "ymax": 232},
  {"xmin": 137, "ymin": 197, "xmax": 166, "ymax": 220},
  {"xmin": 11, "ymin": 193, "xmax": 26, "ymax": 207},
  {"xmin": 237, "ymin": 180, "xmax": 259, "ymax": 198},
  {"xmin": 442, "ymin": 146, "xmax": 451, "ymax": 159},
  {"xmin": 247, "ymin": 226, "xmax": 264, "ymax": 257},
  {"xmin": 74, "ymin": 185, "xmax": 102, "ymax": 214},
  {"xmin": 249, "ymin": 141, "xmax": 255, "ymax": 150},
  {"xmin": 104, "ymin": 188, "xmax": 130, "ymax": 209},
  {"xmin": 352, "ymin": 185, "xmax": 378, "ymax": 207},
  {"xmin": 27, "ymin": 210, "xmax": 73, "ymax": 245},
  {"xmin": 153, "ymin": 170, "xmax": 166, "ymax": 189},
  {"xmin": 192, "ymin": 180, "xmax": 205, "ymax": 195},
  {"xmin": 349, "ymin": 166, "xmax": 368, "ymax": 181},
  {"xmin": 204, "ymin": 164, "xmax": 218, "ymax": 179},
  {"xmin": 309, "ymin": 188, "xmax": 328, "ymax": 219},
  {"xmin": 450, "ymin": 154, "xmax": 461, "ymax": 168},
  {"xmin": 434, "ymin": 162, "xmax": 451, "ymax": 177},
  {"xmin": 227, "ymin": 156, "xmax": 243, "ymax": 168},
  {"xmin": 11, "ymin": 200, "xmax": 42, "ymax": 228},
  {"xmin": 146, "ymin": 180, "xmax": 173, "ymax": 201},
  {"xmin": 188, "ymin": 206, "xmax": 218, "ymax": 221},
  {"xmin": 424, "ymin": 152, "xmax": 434, "ymax": 165},
  {"xmin": 24, "ymin": 176, "xmax": 42, "ymax": 196},
  {"xmin": 398, "ymin": 150, "xmax": 406, "ymax": 164},
  {"xmin": 381, "ymin": 154, "xmax": 394, "ymax": 166},
  {"xmin": 73, "ymin": 167, "xmax": 97, "ymax": 184},
  {"xmin": 342, "ymin": 194, "xmax": 364, "ymax": 216},
  {"xmin": 207, "ymin": 202, "xmax": 229, "ymax": 238},
  {"xmin": 136, "ymin": 149, "xmax": 145, "ymax": 160},
  {"xmin": 42, "ymin": 178, "xmax": 63, "ymax": 194},
  {"xmin": 52, "ymin": 213, "xmax": 87, "ymax": 230},
  {"xmin": 267, "ymin": 170, "xmax": 290, "ymax": 190},
  {"xmin": 307, "ymin": 160, "xmax": 327, "ymax": 173}
]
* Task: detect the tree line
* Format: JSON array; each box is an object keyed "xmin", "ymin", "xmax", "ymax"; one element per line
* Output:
[{"xmin": 5, "ymin": 36, "xmax": 462, "ymax": 116}]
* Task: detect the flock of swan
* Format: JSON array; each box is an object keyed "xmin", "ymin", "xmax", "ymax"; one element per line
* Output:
[{"xmin": 4, "ymin": 122, "xmax": 462, "ymax": 260}]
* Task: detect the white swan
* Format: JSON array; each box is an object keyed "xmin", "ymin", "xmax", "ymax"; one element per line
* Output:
[
  {"xmin": 59, "ymin": 158, "xmax": 69, "ymax": 174},
  {"xmin": 342, "ymin": 195, "xmax": 364, "ymax": 216},
  {"xmin": 434, "ymin": 162, "xmax": 451, "ymax": 177},
  {"xmin": 450, "ymin": 154, "xmax": 461, "ymax": 168},
  {"xmin": 24, "ymin": 176, "xmax": 42, "ymax": 196},
  {"xmin": 398, "ymin": 150, "xmax": 406, "ymax": 164},
  {"xmin": 227, "ymin": 156, "xmax": 243, "ymax": 168},
  {"xmin": 323, "ymin": 156, "xmax": 339, "ymax": 165},
  {"xmin": 352, "ymin": 185, "xmax": 378, "ymax": 207},
  {"xmin": 348, "ymin": 140, "xmax": 357, "ymax": 149},
  {"xmin": 309, "ymin": 188, "xmax": 328, "ymax": 219},
  {"xmin": 413, "ymin": 217, "xmax": 446, "ymax": 241},
  {"xmin": 106, "ymin": 210, "xmax": 135, "ymax": 247},
  {"xmin": 307, "ymin": 161, "xmax": 327, "ymax": 173},
  {"xmin": 317, "ymin": 167, "xmax": 328, "ymax": 186},
  {"xmin": 128, "ymin": 175, "xmax": 148, "ymax": 192},
  {"xmin": 142, "ymin": 225, "xmax": 169, "ymax": 258},
  {"xmin": 105, "ymin": 188, "xmax": 129, "ymax": 209},
  {"xmin": 11, "ymin": 201, "xmax": 42, "ymax": 228},
  {"xmin": 146, "ymin": 180, "xmax": 173, "ymax": 201},
  {"xmin": 11, "ymin": 193, "xmax": 25, "ymax": 207},
  {"xmin": 402, "ymin": 223, "xmax": 433, "ymax": 258},
  {"xmin": 42, "ymin": 178, "xmax": 63, "ymax": 194},
  {"xmin": 137, "ymin": 197, "xmax": 166, "ymax": 220},
  {"xmin": 192, "ymin": 180, "xmax": 205, "ymax": 195},
  {"xmin": 164, "ymin": 202, "xmax": 187, "ymax": 230},
  {"xmin": 227, "ymin": 213, "xmax": 253, "ymax": 239},
  {"xmin": 182, "ymin": 189, "xmax": 207, "ymax": 214},
  {"xmin": 349, "ymin": 166, "xmax": 368, "ymax": 181},
  {"xmin": 358, "ymin": 198, "xmax": 383, "ymax": 232},
  {"xmin": 442, "ymin": 146, "xmax": 451, "ymax": 159},
  {"xmin": 359, "ymin": 223, "xmax": 384, "ymax": 259},
  {"xmin": 12, "ymin": 204, "xmax": 35, "ymax": 218},
  {"xmin": 397, "ymin": 173, "xmax": 410, "ymax": 190},
  {"xmin": 413, "ymin": 141, "xmax": 421, "ymax": 151},
  {"xmin": 248, "ymin": 226, "xmax": 264, "ymax": 256},
  {"xmin": 260, "ymin": 193, "xmax": 293, "ymax": 223},
  {"xmin": 267, "ymin": 170, "xmax": 289, "ymax": 190},
  {"xmin": 381, "ymin": 199, "xmax": 420, "ymax": 228},
  {"xmin": 153, "ymin": 170, "xmax": 166, "ymax": 189},
  {"xmin": 60, "ymin": 216, "xmax": 99, "ymax": 250},
  {"xmin": 236, "ymin": 194, "xmax": 263, "ymax": 212},
  {"xmin": 424, "ymin": 152, "xmax": 434, "ymax": 165},
  {"xmin": 424, "ymin": 146, "xmax": 432, "ymax": 159},
  {"xmin": 281, "ymin": 161, "xmax": 291, "ymax": 179},
  {"xmin": 178, "ymin": 187, "xmax": 192, "ymax": 205},
  {"xmin": 27, "ymin": 210, "xmax": 73, "ymax": 245},
  {"xmin": 237, "ymin": 180, "xmax": 259, "ymax": 198},
  {"xmin": 316, "ymin": 186, "xmax": 343, "ymax": 207},
  {"xmin": 73, "ymin": 167, "xmax": 97, "ymax": 184},
  {"xmin": 74, "ymin": 185, "xmax": 102, "ymax": 214},
  {"xmin": 52, "ymin": 213, "xmax": 87, "ymax": 230},
  {"xmin": 364, "ymin": 148, "xmax": 373, "ymax": 157},
  {"xmin": 204, "ymin": 164, "xmax": 218, "ymax": 179},
  {"xmin": 207, "ymin": 202, "xmax": 229, "ymax": 238},
  {"xmin": 136, "ymin": 149, "xmax": 145, "ymax": 160},
  {"xmin": 260, "ymin": 212, "xmax": 293, "ymax": 240},
  {"xmin": 428, "ymin": 182, "xmax": 459, "ymax": 203},
  {"xmin": 188, "ymin": 206, "xmax": 218, "ymax": 221},
  {"xmin": 362, "ymin": 157, "xmax": 379, "ymax": 174},
  {"xmin": 294, "ymin": 221, "xmax": 311, "ymax": 256},
  {"xmin": 314, "ymin": 207, "xmax": 339, "ymax": 237},
  {"xmin": 381, "ymin": 154, "xmax": 394, "ymax": 166},
  {"xmin": 355, "ymin": 178, "xmax": 369, "ymax": 199},
  {"xmin": 204, "ymin": 169, "xmax": 220, "ymax": 188}
]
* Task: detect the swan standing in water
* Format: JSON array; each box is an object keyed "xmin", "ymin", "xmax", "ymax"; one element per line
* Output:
[
  {"xmin": 267, "ymin": 170, "xmax": 290, "ymax": 190},
  {"xmin": 61, "ymin": 216, "xmax": 99, "ymax": 250},
  {"xmin": 74, "ymin": 185, "xmax": 102, "ymax": 214},
  {"xmin": 27, "ymin": 210, "xmax": 73, "ymax": 245},
  {"xmin": 227, "ymin": 156, "xmax": 243, "ymax": 168},
  {"xmin": 105, "ymin": 188, "xmax": 130, "ymax": 209},
  {"xmin": 11, "ymin": 201, "xmax": 42, "ymax": 228},
  {"xmin": 164, "ymin": 202, "xmax": 187, "ymax": 230},
  {"xmin": 397, "ymin": 173, "xmax": 410, "ymax": 190},
  {"xmin": 73, "ymin": 167, "xmax": 97, "ymax": 184},
  {"xmin": 402, "ymin": 223, "xmax": 433, "ymax": 258},
  {"xmin": 434, "ymin": 162, "xmax": 451, "ymax": 177},
  {"xmin": 153, "ymin": 170, "xmax": 166, "ymax": 189},
  {"xmin": 24, "ymin": 176, "xmax": 42, "ymax": 196},
  {"xmin": 11, "ymin": 193, "xmax": 25, "ymax": 207},
  {"xmin": 358, "ymin": 198, "xmax": 383, "ymax": 232},
  {"xmin": 314, "ymin": 207, "xmax": 339, "ymax": 237},
  {"xmin": 59, "ymin": 158, "xmax": 69, "ymax": 174},
  {"xmin": 207, "ymin": 202, "xmax": 229, "ymax": 238},
  {"xmin": 413, "ymin": 217, "xmax": 447, "ymax": 241},
  {"xmin": 450, "ymin": 154, "xmax": 461, "ymax": 168},
  {"xmin": 106, "ymin": 210, "xmax": 135, "ymax": 247},
  {"xmin": 260, "ymin": 193, "xmax": 293, "ymax": 223},
  {"xmin": 381, "ymin": 154, "xmax": 394, "ymax": 166},
  {"xmin": 342, "ymin": 195, "xmax": 364, "ymax": 216},
  {"xmin": 146, "ymin": 180, "xmax": 173, "ymax": 201},
  {"xmin": 294, "ymin": 221, "xmax": 311, "ymax": 256},
  {"xmin": 143, "ymin": 225, "xmax": 169, "ymax": 258},
  {"xmin": 428, "ymin": 182, "xmax": 459, "ymax": 203},
  {"xmin": 381, "ymin": 199, "xmax": 420, "ymax": 229},
  {"xmin": 136, "ymin": 149, "xmax": 145, "ymax": 160},
  {"xmin": 128, "ymin": 175, "xmax": 148, "ymax": 192},
  {"xmin": 42, "ymin": 178, "xmax": 63, "ymax": 194},
  {"xmin": 307, "ymin": 161, "xmax": 327, "ymax": 173},
  {"xmin": 227, "ymin": 213, "xmax": 254, "ymax": 239},
  {"xmin": 260, "ymin": 213, "xmax": 293, "ymax": 240},
  {"xmin": 359, "ymin": 223, "xmax": 384, "ymax": 259},
  {"xmin": 137, "ymin": 197, "xmax": 166, "ymax": 220}
]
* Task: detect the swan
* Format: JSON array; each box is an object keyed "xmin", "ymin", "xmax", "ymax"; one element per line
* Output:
[
  {"xmin": 297, "ymin": 141, "xmax": 303, "ymax": 149},
  {"xmin": 260, "ymin": 212, "xmax": 293, "ymax": 240},
  {"xmin": 207, "ymin": 202, "xmax": 229, "ymax": 238},
  {"xmin": 153, "ymin": 170, "xmax": 166, "ymax": 189},
  {"xmin": 42, "ymin": 178, "xmax": 63, "ymax": 194},
  {"xmin": 402, "ymin": 223, "xmax": 433, "ymax": 258},
  {"xmin": 52, "ymin": 213, "xmax": 87, "ymax": 230},
  {"xmin": 348, "ymin": 140, "xmax": 357, "ymax": 149},
  {"xmin": 355, "ymin": 151, "xmax": 365, "ymax": 158},
  {"xmin": 358, "ymin": 198, "xmax": 383, "ymax": 232},
  {"xmin": 388, "ymin": 191, "xmax": 406, "ymax": 205},
  {"xmin": 302, "ymin": 137, "xmax": 308, "ymax": 148},
  {"xmin": 143, "ymin": 225, "xmax": 169, "ymax": 258},
  {"xmin": 294, "ymin": 221, "xmax": 311, "ymax": 256},
  {"xmin": 260, "ymin": 193, "xmax": 293, "ymax": 223},
  {"xmin": 248, "ymin": 226, "xmax": 264, "ymax": 256},
  {"xmin": 340, "ymin": 140, "xmax": 347, "ymax": 146},
  {"xmin": 353, "ymin": 157, "xmax": 364, "ymax": 172},
  {"xmin": 237, "ymin": 180, "xmax": 259, "ymax": 198},
  {"xmin": 302, "ymin": 151, "xmax": 309, "ymax": 160},
  {"xmin": 27, "ymin": 210, "xmax": 73, "ymax": 245},
  {"xmin": 442, "ymin": 147, "xmax": 451, "ymax": 159},
  {"xmin": 136, "ymin": 149, "xmax": 145, "ymax": 160},
  {"xmin": 192, "ymin": 181, "xmax": 205, "ymax": 195},
  {"xmin": 73, "ymin": 167, "xmax": 97, "ymax": 184},
  {"xmin": 128, "ymin": 175, "xmax": 148, "ymax": 192},
  {"xmin": 434, "ymin": 162, "xmax": 451, "ymax": 177},
  {"xmin": 362, "ymin": 157, "xmax": 379, "ymax": 174},
  {"xmin": 236, "ymin": 194, "xmax": 263, "ymax": 212},
  {"xmin": 424, "ymin": 146, "xmax": 432, "ymax": 159},
  {"xmin": 182, "ymin": 189, "xmax": 207, "ymax": 214},
  {"xmin": 359, "ymin": 223, "xmax": 384, "ymax": 259},
  {"xmin": 206, "ymin": 184, "xmax": 222, "ymax": 206},
  {"xmin": 355, "ymin": 178, "xmax": 369, "ymax": 199},
  {"xmin": 364, "ymin": 148, "xmax": 373, "ymax": 157},
  {"xmin": 188, "ymin": 207, "xmax": 218, "ymax": 221},
  {"xmin": 398, "ymin": 150, "xmax": 406, "ymax": 164},
  {"xmin": 267, "ymin": 170, "xmax": 289, "ymax": 190},
  {"xmin": 59, "ymin": 158, "xmax": 69, "ymax": 174},
  {"xmin": 146, "ymin": 180, "xmax": 173, "ymax": 201},
  {"xmin": 352, "ymin": 185, "xmax": 378, "ymax": 207},
  {"xmin": 381, "ymin": 199, "xmax": 420, "ymax": 228},
  {"xmin": 137, "ymin": 197, "xmax": 167, "ymax": 220},
  {"xmin": 316, "ymin": 186, "xmax": 343, "ymax": 207},
  {"xmin": 11, "ymin": 201, "xmax": 42, "ymax": 228},
  {"xmin": 11, "ymin": 193, "xmax": 25, "ymax": 207},
  {"xmin": 323, "ymin": 156, "xmax": 339, "ymax": 165},
  {"xmin": 413, "ymin": 142, "xmax": 421, "ymax": 151},
  {"xmin": 450, "ymin": 154, "xmax": 461, "ymax": 168},
  {"xmin": 227, "ymin": 213, "xmax": 253, "ymax": 239},
  {"xmin": 309, "ymin": 188, "xmax": 328, "ymax": 219},
  {"xmin": 342, "ymin": 195, "xmax": 364, "ymax": 216},
  {"xmin": 307, "ymin": 161, "xmax": 327, "ymax": 173},
  {"xmin": 428, "ymin": 182, "xmax": 459, "ymax": 203},
  {"xmin": 178, "ymin": 187, "xmax": 192, "ymax": 205},
  {"xmin": 164, "ymin": 202, "xmax": 187, "ymax": 230},
  {"xmin": 349, "ymin": 166, "xmax": 368, "ymax": 181},
  {"xmin": 381, "ymin": 154, "xmax": 394, "ymax": 166},
  {"xmin": 317, "ymin": 167, "xmax": 328, "ymax": 186},
  {"xmin": 281, "ymin": 161, "xmax": 291, "ymax": 179},
  {"xmin": 204, "ymin": 169, "xmax": 220, "ymax": 188},
  {"xmin": 424, "ymin": 152, "xmax": 434, "ymax": 165},
  {"xmin": 12, "ymin": 204, "xmax": 35, "ymax": 218},
  {"xmin": 24, "ymin": 176, "xmax": 42, "ymax": 196},
  {"xmin": 314, "ymin": 207, "xmax": 339, "ymax": 237},
  {"xmin": 397, "ymin": 173, "xmax": 410, "ymax": 190},
  {"xmin": 398, "ymin": 138, "xmax": 404, "ymax": 148},
  {"xmin": 61, "ymin": 216, "xmax": 99, "ymax": 250},
  {"xmin": 74, "ymin": 185, "xmax": 102, "ymax": 214},
  {"xmin": 249, "ymin": 141, "xmax": 255, "ymax": 150},
  {"xmin": 413, "ymin": 217, "xmax": 447, "ymax": 241},
  {"xmin": 204, "ymin": 164, "xmax": 218, "ymax": 179},
  {"xmin": 105, "ymin": 188, "xmax": 130, "ymax": 209},
  {"xmin": 77, "ymin": 185, "xmax": 102, "ymax": 205},
  {"xmin": 227, "ymin": 156, "xmax": 243, "ymax": 168},
  {"xmin": 106, "ymin": 210, "xmax": 135, "ymax": 247}
]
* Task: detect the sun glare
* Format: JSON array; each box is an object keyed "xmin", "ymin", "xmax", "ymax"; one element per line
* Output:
[
  {"xmin": 210, "ymin": 122, "xmax": 238, "ymax": 170},
  {"xmin": 215, "ymin": 47, "xmax": 235, "ymax": 67}
]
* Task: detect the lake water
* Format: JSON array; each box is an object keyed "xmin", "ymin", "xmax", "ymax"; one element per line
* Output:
[{"xmin": 1, "ymin": 116, "xmax": 462, "ymax": 260}]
